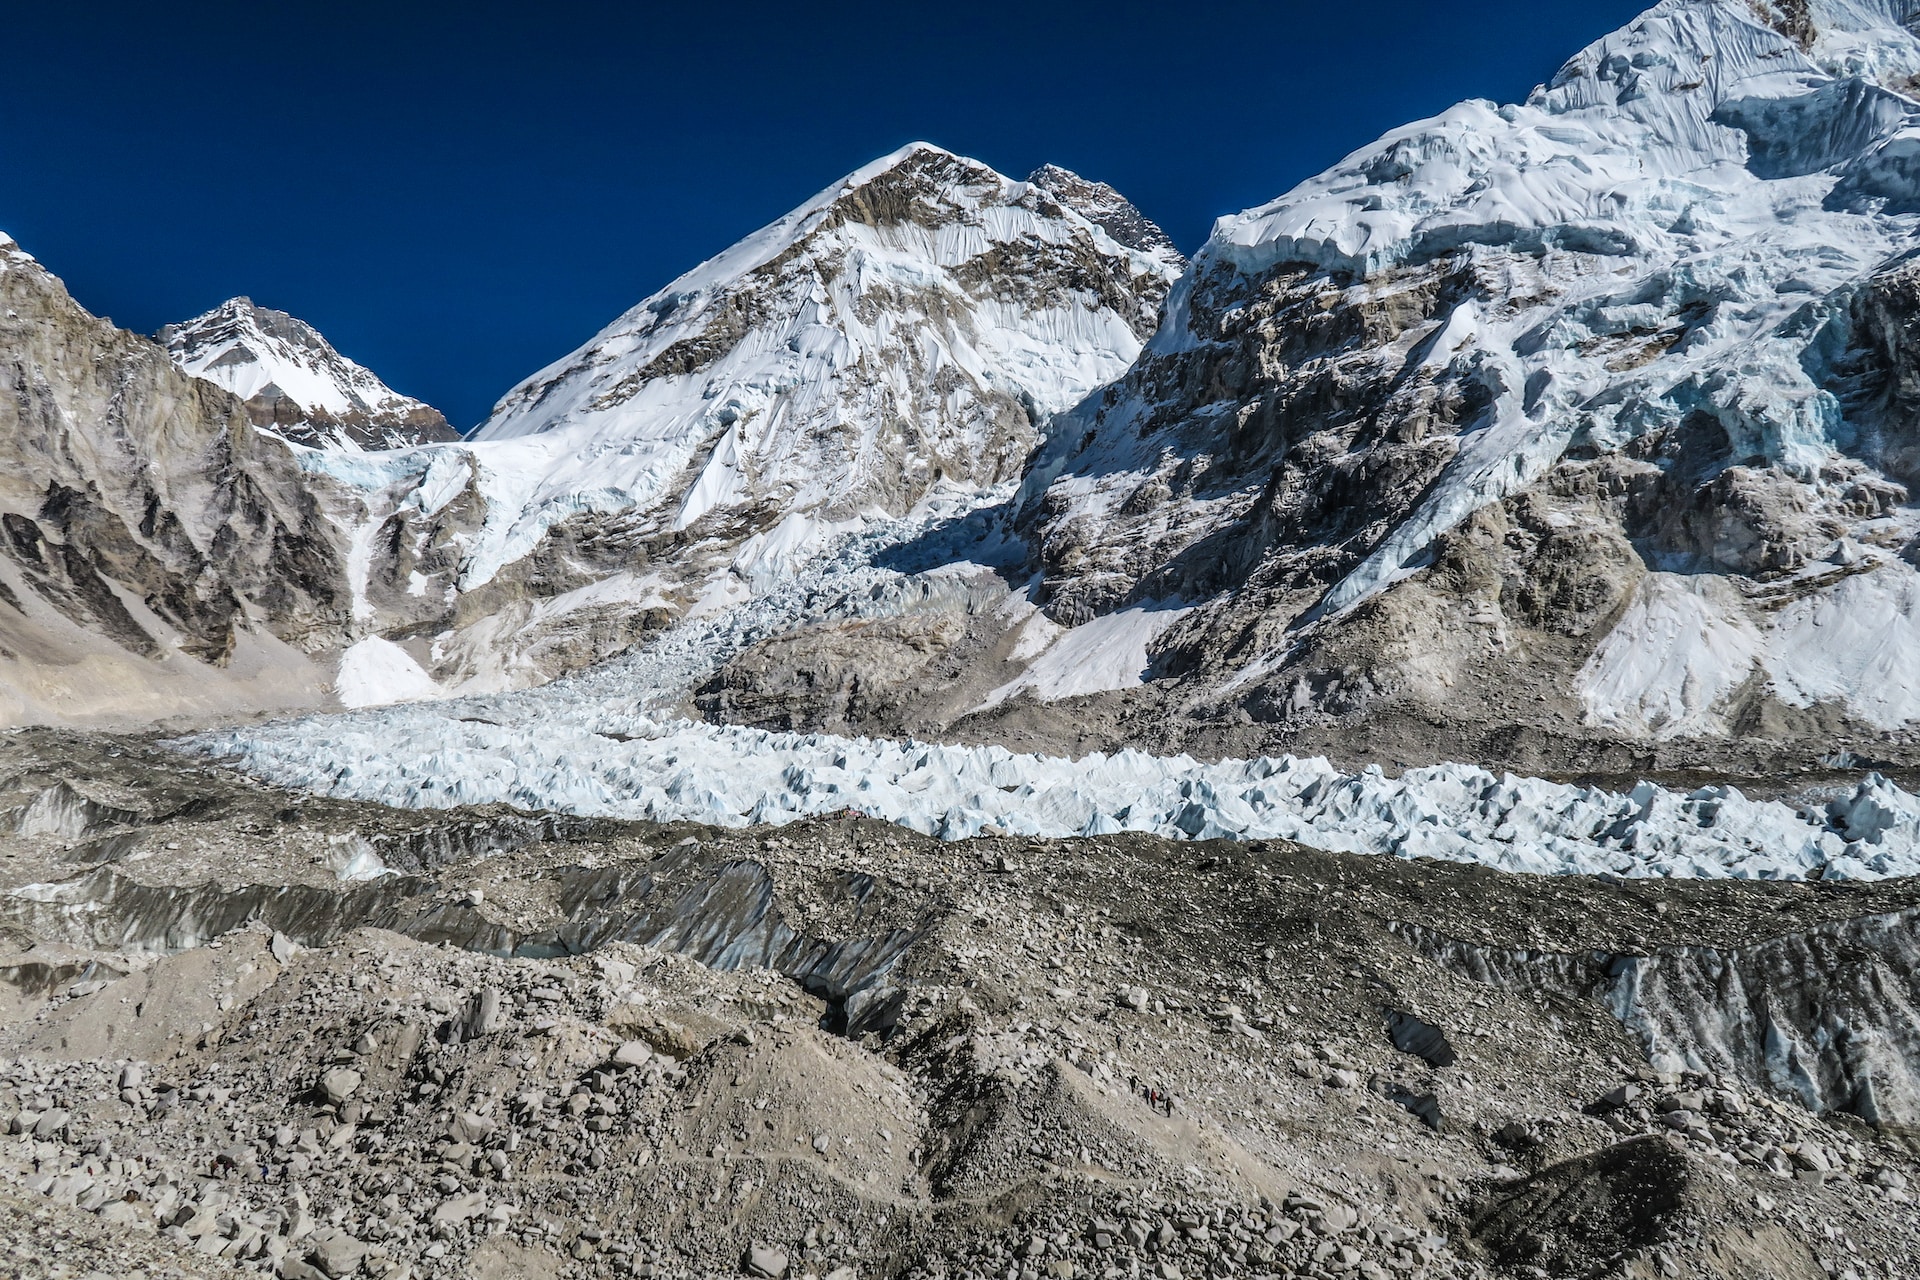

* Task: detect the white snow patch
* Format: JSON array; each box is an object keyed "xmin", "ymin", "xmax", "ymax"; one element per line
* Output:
[
  {"xmin": 981, "ymin": 606, "xmax": 1188, "ymax": 708},
  {"xmin": 1580, "ymin": 573, "xmax": 1762, "ymax": 737},
  {"xmin": 334, "ymin": 638, "xmax": 443, "ymax": 709},
  {"xmin": 1765, "ymin": 561, "xmax": 1920, "ymax": 728},
  {"xmin": 1580, "ymin": 558, "xmax": 1920, "ymax": 735}
]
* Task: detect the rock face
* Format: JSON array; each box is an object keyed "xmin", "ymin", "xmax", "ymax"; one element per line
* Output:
[
  {"xmin": 295, "ymin": 143, "xmax": 1183, "ymax": 699},
  {"xmin": 0, "ymin": 236, "xmax": 347, "ymax": 727},
  {"xmin": 159, "ymin": 298, "xmax": 457, "ymax": 451},
  {"xmin": 983, "ymin": 0, "xmax": 1920, "ymax": 769}
]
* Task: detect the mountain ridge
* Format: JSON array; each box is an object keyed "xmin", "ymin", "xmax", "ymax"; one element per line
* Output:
[
  {"xmin": 285, "ymin": 142, "xmax": 1186, "ymax": 702},
  {"xmin": 159, "ymin": 297, "xmax": 458, "ymax": 451},
  {"xmin": 0, "ymin": 237, "xmax": 347, "ymax": 727}
]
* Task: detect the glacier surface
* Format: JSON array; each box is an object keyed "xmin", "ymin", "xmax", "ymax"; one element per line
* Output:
[
  {"xmin": 187, "ymin": 490, "xmax": 1920, "ymax": 883},
  {"xmin": 192, "ymin": 698, "xmax": 1920, "ymax": 882}
]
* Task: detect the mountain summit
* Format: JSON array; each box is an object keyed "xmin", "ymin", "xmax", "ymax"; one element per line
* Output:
[
  {"xmin": 293, "ymin": 143, "xmax": 1184, "ymax": 697},
  {"xmin": 159, "ymin": 298, "xmax": 456, "ymax": 451},
  {"xmin": 462, "ymin": 143, "xmax": 1181, "ymax": 570}
]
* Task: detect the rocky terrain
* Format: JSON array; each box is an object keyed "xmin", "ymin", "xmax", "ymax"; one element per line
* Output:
[
  {"xmin": 0, "ymin": 237, "xmax": 348, "ymax": 730},
  {"xmin": 0, "ymin": 728, "xmax": 1917, "ymax": 1280},
  {"xmin": 159, "ymin": 300, "xmax": 458, "ymax": 452},
  {"xmin": 14, "ymin": 1, "xmax": 1920, "ymax": 1272}
]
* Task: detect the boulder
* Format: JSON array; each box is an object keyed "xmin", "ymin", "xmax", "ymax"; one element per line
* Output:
[{"xmin": 317, "ymin": 1068, "xmax": 362, "ymax": 1106}]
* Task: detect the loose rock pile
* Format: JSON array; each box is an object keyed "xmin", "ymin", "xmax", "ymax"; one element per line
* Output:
[{"xmin": 0, "ymin": 731, "xmax": 1915, "ymax": 1278}]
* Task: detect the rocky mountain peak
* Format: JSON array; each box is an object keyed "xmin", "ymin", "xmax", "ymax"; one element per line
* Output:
[
  {"xmin": 1026, "ymin": 162, "xmax": 1185, "ymax": 264},
  {"xmin": 159, "ymin": 298, "xmax": 456, "ymax": 452},
  {"xmin": 0, "ymin": 238, "xmax": 349, "ymax": 726},
  {"xmin": 448, "ymin": 142, "xmax": 1182, "ymax": 574}
]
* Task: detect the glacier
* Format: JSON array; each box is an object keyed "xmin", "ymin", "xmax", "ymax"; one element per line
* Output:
[
  {"xmin": 189, "ymin": 697, "xmax": 1920, "ymax": 882},
  {"xmin": 186, "ymin": 486, "xmax": 1920, "ymax": 882}
]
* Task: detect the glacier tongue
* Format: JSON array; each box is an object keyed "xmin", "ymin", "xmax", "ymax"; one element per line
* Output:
[{"xmin": 190, "ymin": 700, "xmax": 1920, "ymax": 881}]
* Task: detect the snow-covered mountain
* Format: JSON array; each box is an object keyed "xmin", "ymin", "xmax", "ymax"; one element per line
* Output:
[
  {"xmin": 457, "ymin": 143, "xmax": 1181, "ymax": 583},
  {"xmin": 0, "ymin": 238, "xmax": 348, "ymax": 726},
  {"xmin": 299, "ymin": 143, "xmax": 1184, "ymax": 699},
  {"xmin": 964, "ymin": 0, "xmax": 1920, "ymax": 769},
  {"xmin": 159, "ymin": 298, "xmax": 457, "ymax": 450},
  {"xmin": 32, "ymin": 0, "xmax": 1920, "ymax": 782}
]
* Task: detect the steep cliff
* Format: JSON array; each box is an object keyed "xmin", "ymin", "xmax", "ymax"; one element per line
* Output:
[{"xmin": 0, "ymin": 236, "xmax": 347, "ymax": 726}]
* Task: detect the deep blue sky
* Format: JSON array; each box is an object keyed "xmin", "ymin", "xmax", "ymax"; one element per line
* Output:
[{"xmin": 1, "ymin": 0, "xmax": 1650, "ymax": 429}]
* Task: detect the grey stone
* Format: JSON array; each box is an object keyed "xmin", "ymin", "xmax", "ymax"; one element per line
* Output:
[
  {"xmin": 318, "ymin": 1068, "xmax": 362, "ymax": 1106},
  {"xmin": 464, "ymin": 987, "xmax": 505, "ymax": 1039},
  {"xmin": 612, "ymin": 1040, "xmax": 654, "ymax": 1070},
  {"xmin": 745, "ymin": 1244, "xmax": 789, "ymax": 1278},
  {"xmin": 307, "ymin": 1227, "xmax": 369, "ymax": 1278},
  {"xmin": 431, "ymin": 1191, "xmax": 486, "ymax": 1226},
  {"xmin": 1598, "ymin": 1083, "xmax": 1641, "ymax": 1110}
]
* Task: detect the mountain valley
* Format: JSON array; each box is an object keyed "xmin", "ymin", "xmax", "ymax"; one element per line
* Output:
[{"xmin": 9, "ymin": 1, "xmax": 1920, "ymax": 1276}]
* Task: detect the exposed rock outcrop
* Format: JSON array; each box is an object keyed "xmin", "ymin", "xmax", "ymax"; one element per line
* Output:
[{"xmin": 0, "ymin": 236, "xmax": 347, "ymax": 727}]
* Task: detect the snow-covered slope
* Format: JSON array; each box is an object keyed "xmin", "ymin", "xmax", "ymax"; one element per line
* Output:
[
  {"xmin": 160, "ymin": 299, "xmax": 457, "ymax": 451},
  {"xmin": 456, "ymin": 142, "xmax": 1182, "ymax": 589},
  {"xmin": 294, "ymin": 144, "xmax": 1183, "ymax": 697},
  {"xmin": 1007, "ymin": 0, "xmax": 1920, "ymax": 763}
]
